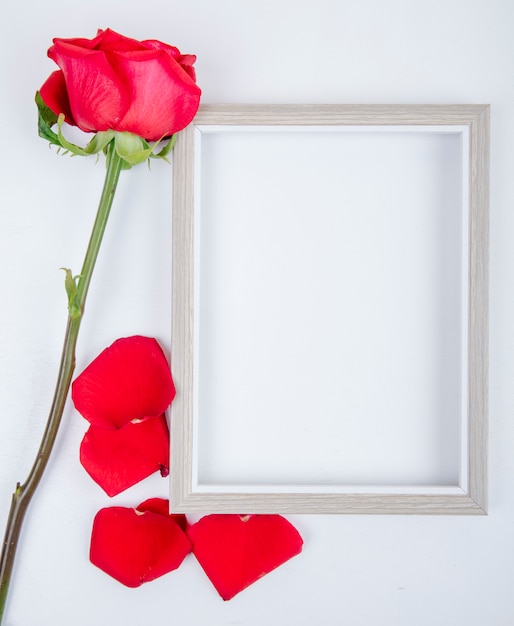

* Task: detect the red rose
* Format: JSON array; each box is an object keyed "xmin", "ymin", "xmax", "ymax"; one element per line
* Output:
[{"xmin": 39, "ymin": 28, "xmax": 201, "ymax": 141}]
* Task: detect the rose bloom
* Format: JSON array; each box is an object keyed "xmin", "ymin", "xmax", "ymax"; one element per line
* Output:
[{"xmin": 40, "ymin": 28, "xmax": 201, "ymax": 141}]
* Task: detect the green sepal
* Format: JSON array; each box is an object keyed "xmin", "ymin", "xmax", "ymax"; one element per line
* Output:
[
  {"xmin": 35, "ymin": 91, "xmax": 60, "ymax": 147},
  {"xmin": 61, "ymin": 268, "xmax": 82, "ymax": 320},
  {"xmin": 113, "ymin": 132, "xmax": 158, "ymax": 166},
  {"xmin": 57, "ymin": 115, "xmax": 115, "ymax": 157},
  {"xmin": 36, "ymin": 92, "xmax": 116, "ymax": 158},
  {"xmin": 149, "ymin": 134, "xmax": 176, "ymax": 163},
  {"xmin": 113, "ymin": 132, "xmax": 178, "ymax": 166},
  {"xmin": 35, "ymin": 91, "xmax": 178, "ymax": 166},
  {"xmin": 84, "ymin": 130, "xmax": 116, "ymax": 154}
]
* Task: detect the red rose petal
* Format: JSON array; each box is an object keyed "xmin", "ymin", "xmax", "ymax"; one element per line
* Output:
[
  {"xmin": 39, "ymin": 69, "xmax": 77, "ymax": 126},
  {"xmin": 136, "ymin": 498, "xmax": 188, "ymax": 533},
  {"xmin": 44, "ymin": 29, "xmax": 200, "ymax": 140},
  {"xmin": 187, "ymin": 514, "xmax": 303, "ymax": 600},
  {"xmin": 80, "ymin": 414, "xmax": 169, "ymax": 496},
  {"xmin": 110, "ymin": 48, "xmax": 201, "ymax": 140},
  {"xmin": 90, "ymin": 505, "xmax": 191, "ymax": 587},
  {"xmin": 72, "ymin": 336, "xmax": 175, "ymax": 430}
]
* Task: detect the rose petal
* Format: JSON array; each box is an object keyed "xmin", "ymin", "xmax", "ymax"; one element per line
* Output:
[
  {"xmin": 48, "ymin": 40, "xmax": 130, "ymax": 134},
  {"xmin": 39, "ymin": 69, "xmax": 77, "ymax": 125},
  {"xmin": 80, "ymin": 414, "xmax": 169, "ymax": 496},
  {"xmin": 188, "ymin": 514, "xmax": 303, "ymax": 600},
  {"xmin": 90, "ymin": 504, "xmax": 191, "ymax": 587},
  {"xmin": 72, "ymin": 336, "xmax": 175, "ymax": 429},
  {"xmin": 108, "ymin": 49, "xmax": 200, "ymax": 140},
  {"xmin": 91, "ymin": 29, "xmax": 149, "ymax": 53},
  {"xmin": 44, "ymin": 28, "xmax": 200, "ymax": 140},
  {"xmin": 136, "ymin": 498, "xmax": 188, "ymax": 533}
]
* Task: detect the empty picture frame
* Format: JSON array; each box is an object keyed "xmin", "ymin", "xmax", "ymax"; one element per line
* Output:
[{"xmin": 170, "ymin": 104, "xmax": 489, "ymax": 515}]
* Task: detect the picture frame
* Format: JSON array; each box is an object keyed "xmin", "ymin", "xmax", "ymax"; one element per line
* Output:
[{"xmin": 170, "ymin": 104, "xmax": 489, "ymax": 515}]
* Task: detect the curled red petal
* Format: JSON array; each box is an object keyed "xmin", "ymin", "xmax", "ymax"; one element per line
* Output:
[
  {"xmin": 39, "ymin": 69, "xmax": 77, "ymax": 126},
  {"xmin": 136, "ymin": 498, "xmax": 188, "ymax": 533},
  {"xmin": 88, "ymin": 29, "xmax": 149, "ymax": 52},
  {"xmin": 90, "ymin": 505, "xmax": 191, "ymax": 587},
  {"xmin": 72, "ymin": 336, "xmax": 175, "ymax": 429},
  {"xmin": 80, "ymin": 414, "xmax": 169, "ymax": 496},
  {"xmin": 187, "ymin": 514, "xmax": 303, "ymax": 600},
  {"xmin": 47, "ymin": 40, "xmax": 129, "ymax": 134}
]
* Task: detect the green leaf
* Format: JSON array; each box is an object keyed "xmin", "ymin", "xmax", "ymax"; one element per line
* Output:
[{"xmin": 61, "ymin": 268, "xmax": 82, "ymax": 319}]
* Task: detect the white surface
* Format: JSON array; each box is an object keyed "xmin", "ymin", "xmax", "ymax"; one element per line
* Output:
[
  {"xmin": 0, "ymin": 1, "xmax": 511, "ymax": 624},
  {"xmin": 195, "ymin": 127, "xmax": 466, "ymax": 489}
]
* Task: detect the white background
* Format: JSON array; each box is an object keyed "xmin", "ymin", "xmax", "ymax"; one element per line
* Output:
[{"xmin": 0, "ymin": 1, "xmax": 512, "ymax": 624}]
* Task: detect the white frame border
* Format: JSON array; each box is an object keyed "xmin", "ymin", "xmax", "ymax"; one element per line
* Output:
[{"xmin": 171, "ymin": 104, "xmax": 489, "ymax": 515}]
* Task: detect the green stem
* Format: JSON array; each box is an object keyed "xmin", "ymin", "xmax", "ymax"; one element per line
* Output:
[{"xmin": 0, "ymin": 142, "xmax": 124, "ymax": 623}]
